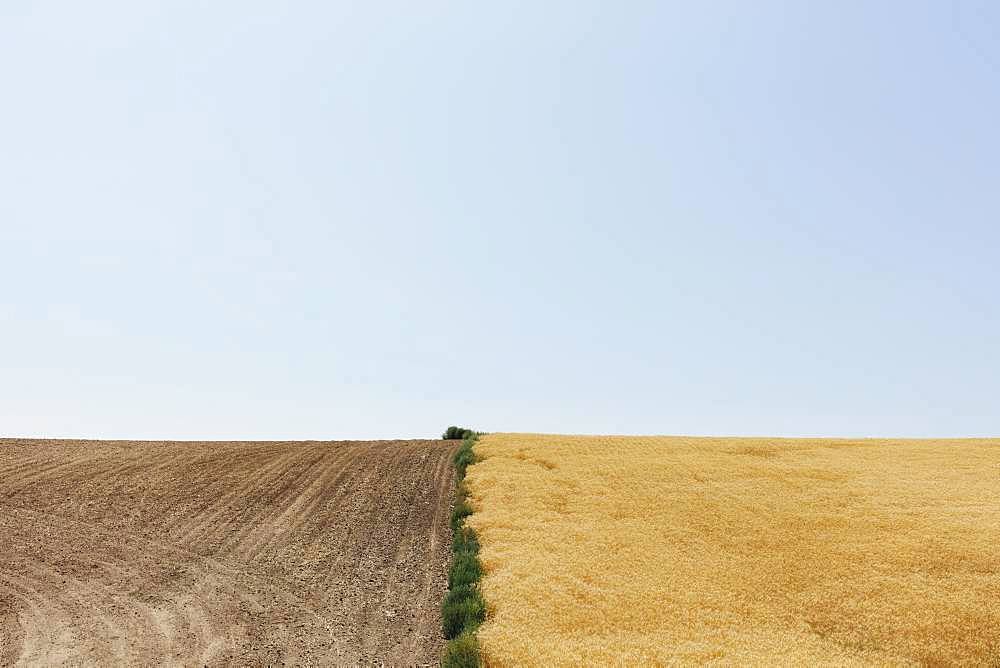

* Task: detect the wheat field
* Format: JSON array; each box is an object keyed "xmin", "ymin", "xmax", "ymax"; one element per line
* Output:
[{"xmin": 464, "ymin": 434, "xmax": 1000, "ymax": 666}]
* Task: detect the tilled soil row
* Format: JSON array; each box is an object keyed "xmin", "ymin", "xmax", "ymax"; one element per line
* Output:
[{"xmin": 0, "ymin": 438, "xmax": 457, "ymax": 666}]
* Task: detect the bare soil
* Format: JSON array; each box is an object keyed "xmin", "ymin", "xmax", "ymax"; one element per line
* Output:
[{"xmin": 0, "ymin": 438, "xmax": 457, "ymax": 666}]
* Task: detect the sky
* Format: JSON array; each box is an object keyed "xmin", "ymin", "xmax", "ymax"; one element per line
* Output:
[{"xmin": 2, "ymin": 1, "xmax": 998, "ymax": 440}]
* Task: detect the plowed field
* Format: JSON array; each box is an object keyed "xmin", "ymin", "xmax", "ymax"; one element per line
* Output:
[{"xmin": 0, "ymin": 438, "xmax": 457, "ymax": 666}]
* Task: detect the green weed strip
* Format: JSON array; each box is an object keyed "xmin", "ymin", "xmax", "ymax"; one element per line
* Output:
[{"xmin": 440, "ymin": 427, "xmax": 484, "ymax": 667}]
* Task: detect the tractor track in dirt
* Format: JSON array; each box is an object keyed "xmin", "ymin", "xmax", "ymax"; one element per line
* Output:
[{"xmin": 0, "ymin": 438, "xmax": 457, "ymax": 666}]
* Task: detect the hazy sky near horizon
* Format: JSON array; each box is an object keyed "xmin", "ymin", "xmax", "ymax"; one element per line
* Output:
[{"xmin": 2, "ymin": 2, "xmax": 998, "ymax": 440}]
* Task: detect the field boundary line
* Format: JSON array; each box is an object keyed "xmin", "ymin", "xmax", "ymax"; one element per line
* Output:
[{"xmin": 439, "ymin": 427, "xmax": 485, "ymax": 668}]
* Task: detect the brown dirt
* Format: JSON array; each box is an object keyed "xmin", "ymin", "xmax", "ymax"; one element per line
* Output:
[{"xmin": 0, "ymin": 438, "xmax": 458, "ymax": 666}]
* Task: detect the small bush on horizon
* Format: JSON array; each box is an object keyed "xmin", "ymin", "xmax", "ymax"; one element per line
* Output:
[{"xmin": 443, "ymin": 426, "xmax": 476, "ymax": 440}]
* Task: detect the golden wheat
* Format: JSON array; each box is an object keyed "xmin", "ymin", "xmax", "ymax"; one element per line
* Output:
[{"xmin": 464, "ymin": 433, "xmax": 1000, "ymax": 666}]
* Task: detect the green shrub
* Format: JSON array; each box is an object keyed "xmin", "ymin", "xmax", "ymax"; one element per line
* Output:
[
  {"xmin": 452, "ymin": 526, "xmax": 480, "ymax": 555},
  {"xmin": 442, "ymin": 585, "xmax": 486, "ymax": 639},
  {"xmin": 453, "ymin": 446, "xmax": 476, "ymax": 479},
  {"xmin": 451, "ymin": 497, "xmax": 473, "ymax": 533},
  {"xmin": 452, "ymin": 432, "xmax": 478, "ymax": 479},
  {"xmin": 449, "ymin": 550, "xmax": 482, "ymax": 589},
  {"xmin": 443, "ymin": 426, "xmax": 475, "ymax": 440},
  {"xmin": 442, "ymin": 631, "xmax": 481, "ymax": 668}
]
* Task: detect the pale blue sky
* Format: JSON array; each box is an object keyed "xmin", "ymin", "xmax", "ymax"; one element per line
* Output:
[{"xmin": 2, "ymin": 2, "xmax": 997, "ymax": 439}]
